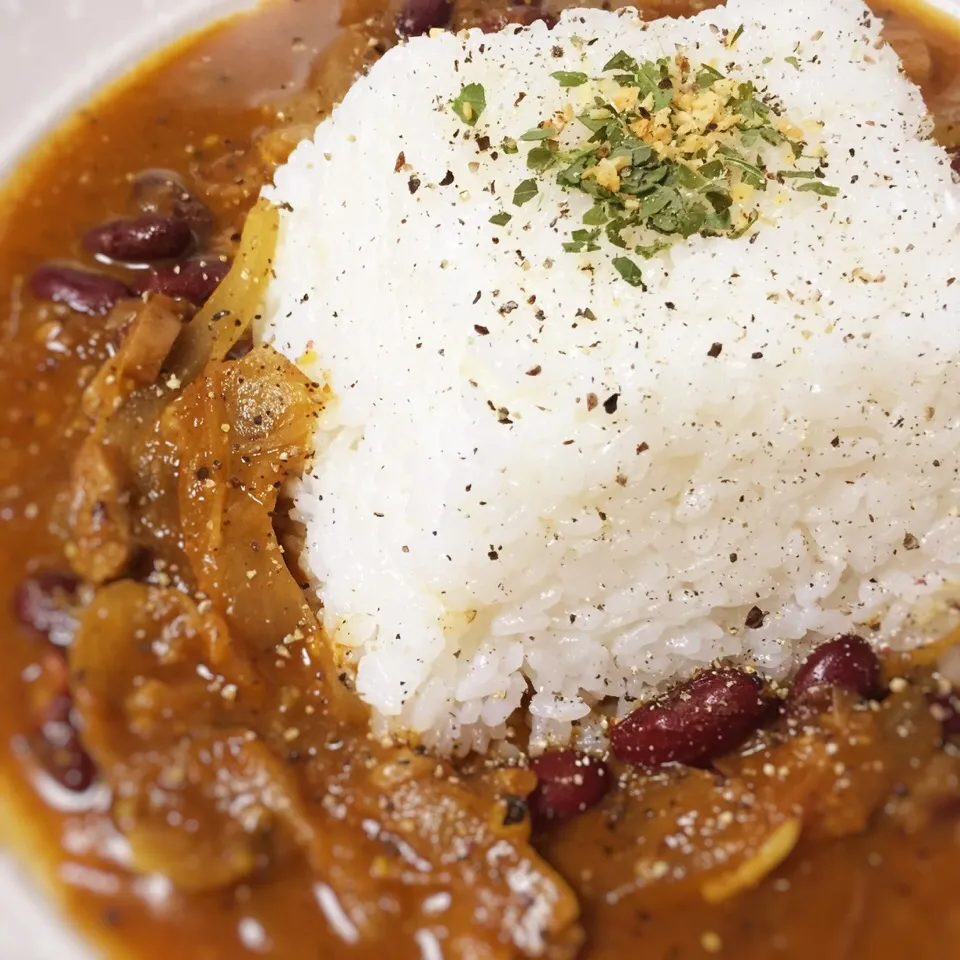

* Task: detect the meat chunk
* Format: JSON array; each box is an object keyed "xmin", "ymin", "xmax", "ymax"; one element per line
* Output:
[
  {"xmin": 82, "ymin": 295, "xmax": 186, "ymax": 420},
  {"xmin": 67, "ymin": 435, "xmax": 133, "ymax": 584}
]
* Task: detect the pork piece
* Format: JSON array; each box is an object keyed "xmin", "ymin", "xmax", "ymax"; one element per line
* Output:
[
  {"xmin": 66, "ymin": 435, "xmax": 134, "ymax": 584},
  {"xmin": 82, "ymin": 295, "xmax": 187, "ymax": 420}
]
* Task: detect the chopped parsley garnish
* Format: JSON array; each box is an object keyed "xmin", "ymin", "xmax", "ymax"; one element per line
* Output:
[
  {"xmin": 527, "ymin": 145, "xmax": 557, "ymax": 173},
  {"xmin": 520, "ymin": 125, "xmax": 559, "ymax": 141},
  {"xmin": 635, "ymin": 241, "xmax": 670, "ymax": 259},
  {"xmin": 612, "ymin": 256, "xmax": 646, "ymax": 288},
  {"xmin": 603, "ymin": 50, "xmax": 639, "ymax": 73},
  {"xmin": 563, "ymin": 228, "xmax": 602, "ymax": 253},
  {"xmin": 506, "ymin": 38, "xmax": 839, "ymax": 286},
  {"xmin": 795, "ymin": 181, "xmax": 840, "ymax": 196},
  {"xmin": 489, "ymin": 212, "xmax": 513, "ymax": 226},
  {"xmin": 696, "ymin": 64, "xmax": 725, "ymax": 89},
  {"xmin": 551, "ymin": 71, "xmax": 589, "ymax": 87},
  {"xmin": 719, "ymin": 152, "xmax": 766, "ymax": 188},
  {"xmin": 513, "ymin": 179, "xmax": 539, "ymax": 206},
  {"xmin": 582, "ymin": 204, "xmax": 608, "ymax": 225},
  {"xmin": 451, "ymin": 83, "xmax": 486, "ymax": 126},
  {"xmin": 784, "ymin": 56, "xmax": 801, "ymax": 70}
]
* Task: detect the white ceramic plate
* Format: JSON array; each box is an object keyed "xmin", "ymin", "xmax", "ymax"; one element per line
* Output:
[
  {"xmin": 0, "ymin": 0, "xmax": 257, "ymax": 176},
  {"xmin": 0, "ymin": 4, "xmax": 254, "ymax": 955},
  {"xmin": 2, "ymin": 0, "xmax": 960, "ymax": 957}
]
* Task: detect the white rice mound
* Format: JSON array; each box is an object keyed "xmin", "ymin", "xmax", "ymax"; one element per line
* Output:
[{"xmin": 259, "ymin": 0, "xmax": 960, "ymax": 753}]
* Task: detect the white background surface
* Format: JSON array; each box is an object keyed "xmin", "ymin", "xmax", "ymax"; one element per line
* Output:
[{"xmin": 2, "ymin": 0, "xmax": 960, "ymax": 958}]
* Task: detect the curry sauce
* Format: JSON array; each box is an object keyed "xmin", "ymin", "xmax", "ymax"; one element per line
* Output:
[{"xmin": 2, "ymin": 2, "xmax": 960, "ymax": 959}]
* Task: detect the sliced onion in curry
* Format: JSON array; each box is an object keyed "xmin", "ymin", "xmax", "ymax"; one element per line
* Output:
[
  {"xmin": 161, "ymin": 350, "xmax": 321, "ymax": 652},
  {"xmin": 166, "ymin": 198, "xmax": 280, "ymax": 386}
]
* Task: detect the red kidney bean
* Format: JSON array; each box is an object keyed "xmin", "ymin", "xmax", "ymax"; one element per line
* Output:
[
  {"xmin": 396, "ymin": 0, "xmax": 451, "ymax": 37},
  {"xmin": 83, "ymin": 214, "xmax": 193, "ymax": 264},
  {"xmin": 14, "ymin": 573, "xmax": 80, "ymax": 648},
  {"xmin": 481, "ymin": 7, "xmax": 557, "ymax": 32},
  {"xmin": 788, "ymin": 635, "xmax": 881, "ymax": 707},
  {"xmin": 141, "ymin": 256, "xmax": 230, "ymax": 305},
  {"xmin": 27, "ymin": 691, "xmax": 96, "ymax": 793},
  {"xmin": 529, "ymin": 750, "xmax": 610, "ymax": 824},
  {"xmin": 29, "ymin": 263, "xmax": 132, "ymax": 316},
  {"xmin": 610, "ymin": 668, "xmax": 768, "ymax": 768},
  {"xmin": 131, "ymin": 168, "xmax": 212, "ymax": 233}
]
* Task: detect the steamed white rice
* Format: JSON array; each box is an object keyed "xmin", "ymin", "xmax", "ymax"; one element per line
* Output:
[{"xmin": 258, "ymin": 0, "xmax": 960, "ymax": 752}]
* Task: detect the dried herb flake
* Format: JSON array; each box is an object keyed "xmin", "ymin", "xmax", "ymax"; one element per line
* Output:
[
  {"xmin": 612, "ymin": 256, "xmax": 645, "ymax": 288},
  {"xmin": 796, "ymin": 181, "xmax": 840, "ymax": 197},
  {"xmin": 451, "ymin": 83, "xmax": 486, "ymax": 127},
  {"xmin": 512, "ymin": 179, "xmax": 539, "ymax": 206},
  {"xmin": 519, "ymin": 125, "xmax": 559, "ymax": 141},
  {"xmin": 551, "ymin": 70, "xmax": 589, "ymax": 87}
]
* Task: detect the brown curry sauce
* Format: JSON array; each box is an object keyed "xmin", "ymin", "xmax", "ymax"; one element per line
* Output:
[{"xmin": 2, "ymin": 2, "xmax": 960, "ymax": 958}]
